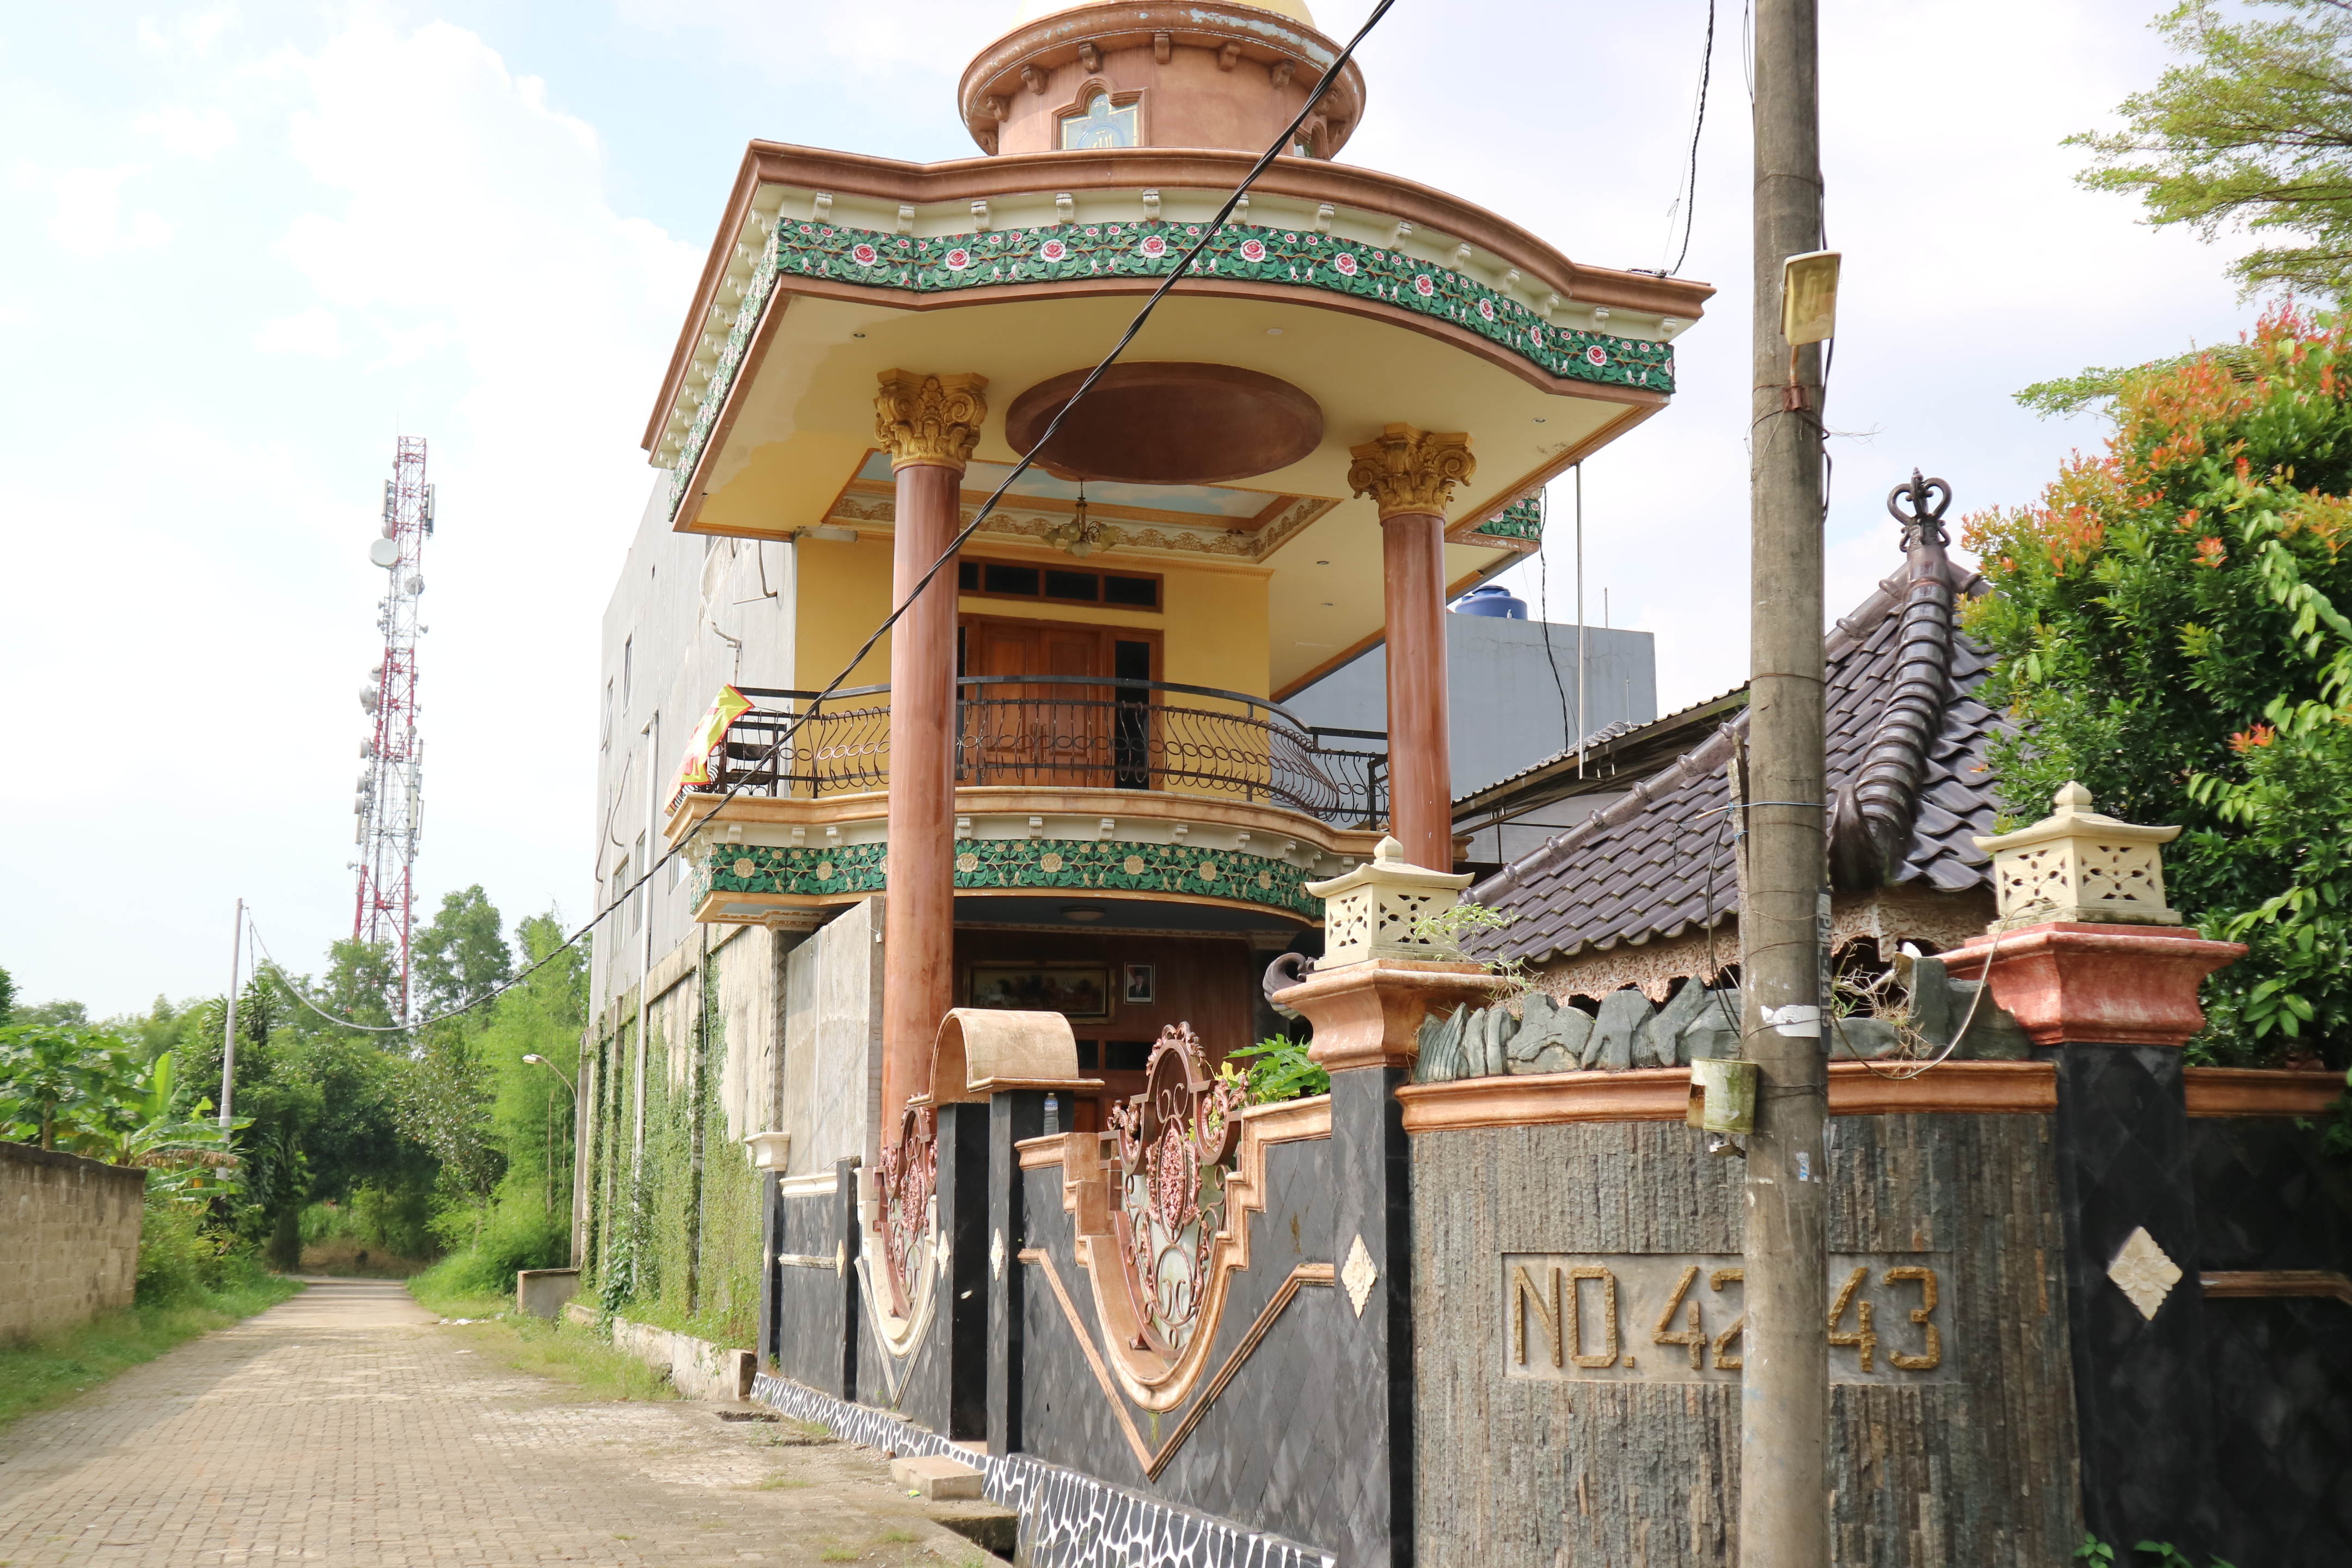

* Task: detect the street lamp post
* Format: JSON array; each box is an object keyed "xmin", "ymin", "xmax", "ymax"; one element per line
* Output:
[{"xmin": 521, "ymin": 1055, "xmax": 575, "ymax": 1217}]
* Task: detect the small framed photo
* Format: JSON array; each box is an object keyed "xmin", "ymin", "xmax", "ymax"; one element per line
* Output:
[
  {"xmin": 1122, "ymin": 963, "xmax": 1155, "ymax": 1006},
  {"xmin": 967, "ymin": 963, "xmax": 1112, "ymax": 1022}
]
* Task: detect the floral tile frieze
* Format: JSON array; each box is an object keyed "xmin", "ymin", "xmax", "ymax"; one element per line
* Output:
[
  {"xmin": 666, "ymin": 215, "xmax": 1675, "ymax": 520},
  {"xmin": 704, "ymin": 836, "xmax": 1321, "ymax": 918}
]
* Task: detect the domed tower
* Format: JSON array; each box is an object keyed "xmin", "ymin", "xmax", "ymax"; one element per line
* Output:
[{"xmin": 960, "ymin": 0, "xmax": 1365, "ymax": 158}]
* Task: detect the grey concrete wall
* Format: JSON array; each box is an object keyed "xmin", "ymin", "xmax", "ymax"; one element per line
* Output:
[
  {"xmin": 782, "ymin": 898, "xmax": 886, "ymax": 1180},
  {"xmin": 1, "ymin": 1143, "xmax": 145, "ymax": 1340},
  {"xmin": 1282, "ymin": 616, "xmax": 1656, "ymax": 799},
  {"xmin": 716, "ymin": 922, "xmax": 783, "ymax": 1146},
  {"xmin": 592, "ymin": 475, "xmax": 800, "ymax": 1019}
]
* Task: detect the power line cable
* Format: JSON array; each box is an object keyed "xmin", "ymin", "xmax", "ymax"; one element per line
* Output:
[
  {"xmin": 261, "ymin": 0, "xmax": 1400, "ymax": 1039},
  {"xmin": 1534, "ymin": 488, "xmax": 1574, "ymax": 754},
  {"xmin": 1668, "ymin": 0, "xmax": 1717, "ymax": 277}
]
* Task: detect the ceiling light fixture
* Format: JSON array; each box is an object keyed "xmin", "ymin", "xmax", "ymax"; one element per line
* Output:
[{"xmin": 1047, "ymin": 481, "xmax": 1107, "ymax": 558}]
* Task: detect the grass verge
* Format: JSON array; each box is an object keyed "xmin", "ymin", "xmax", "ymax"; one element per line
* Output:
[
  {"xmin": 0, "ymin": 1272, "xmax": 302, "ymax": 1429},
  {"xmin": 406, "ymin": 1277, "xmax": 681, "ymax": 1403}
]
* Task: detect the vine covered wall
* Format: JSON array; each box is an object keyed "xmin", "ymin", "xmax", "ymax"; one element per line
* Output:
[{"xmin": 581, "ymin": 941, "xmax": 764, "ymax": 1347}]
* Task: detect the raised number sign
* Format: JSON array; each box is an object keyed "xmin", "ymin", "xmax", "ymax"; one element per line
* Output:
[{"xmin": 1501, "ymin": 1253, "xmax": 1955, "ymax": 1385}]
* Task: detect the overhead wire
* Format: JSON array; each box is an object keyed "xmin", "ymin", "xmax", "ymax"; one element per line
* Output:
[
  {"xmin": 1666, "ymin": 0, "xmax": 1716, "ymax": 277},
  {"xmin": 259, "ymin": 0, "xmax": 1401, "ymax": 1040},
  {"xmin": 1534, "ymin": 487, "xmax": 1575, "ymax": 755}
]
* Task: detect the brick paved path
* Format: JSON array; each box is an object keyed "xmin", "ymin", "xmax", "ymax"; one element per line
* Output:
[{"xmin": 0, "ymin": 1279, "xmax": 964, "ymax": 1567}]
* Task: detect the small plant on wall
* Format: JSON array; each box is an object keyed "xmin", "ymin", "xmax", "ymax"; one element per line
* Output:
[
  {"xmin": 1222, "ymin": 1037, "xmax": 1328, "ymax": 1105},
  {"xmin": 2074, "ymin": 1534, "xmax": 2235, "ymax": 1567},
  {"xmin": 1411, "ymin": 902, "xmax": 1535, "ymax": 998}
]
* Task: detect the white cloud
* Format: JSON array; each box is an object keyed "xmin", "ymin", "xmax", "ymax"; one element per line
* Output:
[
  {"xmin": 253, "ymin": 303, "xmax": 343, "ymax": 356},
  {"xmin": 132, "ymin": 101, "xmax": 240, "ymax": 158},
  {"xmin": 138, "ymin": 8, "xmax": 237, "ymax": 56},
  {"xmin": 20, "ymin": 162, "xmax": 174, "ymax": 255}
]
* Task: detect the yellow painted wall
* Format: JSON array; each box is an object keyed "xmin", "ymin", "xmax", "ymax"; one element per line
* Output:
[
  {"xmin": 795, "ymin": 541, "xmax": 1272, "ymax": 700},
  {"xmin": 793, "ymin": 535, "xmax": 896, "ymax": 693}
]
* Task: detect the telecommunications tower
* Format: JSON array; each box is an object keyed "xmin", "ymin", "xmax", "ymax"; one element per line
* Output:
[{"xmin": 354, "ymin": 436, "xmax": 434, "ymax": 1019}]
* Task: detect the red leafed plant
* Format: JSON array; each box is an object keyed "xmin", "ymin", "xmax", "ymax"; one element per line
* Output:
[{"xmin": 1968, "ymin": 305, "xmax": 2352, "ymax": 1074}]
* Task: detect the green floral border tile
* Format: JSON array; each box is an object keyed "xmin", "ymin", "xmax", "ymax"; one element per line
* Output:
[
  {"xmin": 668, "ymin": 216, "xmax": 1674, "ymax": 520},
  {"xmin": 701, "ymin": 836, "xmax": 1320, "ymax": 918}
]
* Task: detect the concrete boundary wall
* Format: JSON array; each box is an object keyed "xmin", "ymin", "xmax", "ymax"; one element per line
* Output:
[
  {"xmin": 584, "ymin": 1306, "xmax": 756, "ymax": 1402},
  {"xmin": 1, "ymin": 1142, "xmax": 145, "ymax": 1341}
]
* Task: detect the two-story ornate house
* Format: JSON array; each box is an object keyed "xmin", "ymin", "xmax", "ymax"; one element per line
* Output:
[{"xmin": 578, "ymin": 7, "xmax": 1711, "ymax": 1527}]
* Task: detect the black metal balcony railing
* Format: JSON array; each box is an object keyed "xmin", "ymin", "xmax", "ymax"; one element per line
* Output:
[{"xmin": 705, "ymin": 677, "xmax": 1388, "ymax": 828}]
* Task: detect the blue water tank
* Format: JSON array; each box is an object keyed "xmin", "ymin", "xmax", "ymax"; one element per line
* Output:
[{"xmin": 1452, "ymin": 584, "xmax": 1528, "ymax": 619}]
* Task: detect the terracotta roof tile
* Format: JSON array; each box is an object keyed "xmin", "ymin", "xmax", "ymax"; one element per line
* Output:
[{"xmin": 1469, "ymin": 548, "xmax": 2002, "ymax": 964}]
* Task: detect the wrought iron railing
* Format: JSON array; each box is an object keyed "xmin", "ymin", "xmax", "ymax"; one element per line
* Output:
[{"xmin": 703, "ymin": 677, "xmax": 1388, "ymax": 828}]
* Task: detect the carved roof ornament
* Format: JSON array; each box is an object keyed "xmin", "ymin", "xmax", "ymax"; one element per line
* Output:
[
  {"xmin": 873, "ymin": 371, "xmax": 990, "ymax": 473},
  {"xmin": 1830, "ymin": 471, "xmax": 1960, "ymax": 889},
  {"xmin": 1889, "ymin": 468, "xmax": 1952, "ymax": 549},
  {"xmin": 1974, "ymin": 781, "xmax": 2185, "ymax": 932},
  {"xmin": 1345, "ymin": 423, "xmax": 1476, "ymax": 520}
]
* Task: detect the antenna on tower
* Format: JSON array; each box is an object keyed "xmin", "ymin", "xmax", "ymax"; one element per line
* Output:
[{"xmin": 355, "ymin": 436, "xmax": 431, "ymax": 1021}]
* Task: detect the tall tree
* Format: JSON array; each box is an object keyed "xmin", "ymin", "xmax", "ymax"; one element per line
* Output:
[
  {"xmin": 2075, "ymin": 1, "xmax": 2352, "ymax": 300},
  {"xmin": 413, "ymin": 887, "xmax": 513, "ymax": 1018},
  {"xmin": 321, "ymin": 939, "xmax": 402, "ymax": 1029},
  {"xmin": 1968, "ymin": 305, "xmax": 2352, "ymax": 1063}
]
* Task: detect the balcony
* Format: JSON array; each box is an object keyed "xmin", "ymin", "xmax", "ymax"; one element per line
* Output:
[
  {"xmin": 709, "ymin": 676, "xmax": 1387, "ymax": 828},
  {"xmin": 672, "ymin": 677, "xmax": 1391, "ymax": 930}
]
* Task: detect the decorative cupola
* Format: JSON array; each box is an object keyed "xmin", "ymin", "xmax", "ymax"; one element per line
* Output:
[{"xmin": 959, "ymin": 0, "xmax": 1367, "ymax": 158}]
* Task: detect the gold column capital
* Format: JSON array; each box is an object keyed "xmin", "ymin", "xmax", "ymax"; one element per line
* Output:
[
  {"xmin": 1346, "ymin": 424, "xmax": 1477, "ymax": 520},
  {"xmin": 874, "ymin": 370, "xmax": 990, "ymax": 472}
]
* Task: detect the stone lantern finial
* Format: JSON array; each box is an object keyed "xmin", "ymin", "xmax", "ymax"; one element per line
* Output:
[
  {"xmin": 1973, "ymin": 781, "xmax": 2184, "ymax": 932},
  {"xmin": 1305, "ymin": 834, "xmax": 1476, "ymax": 967}
]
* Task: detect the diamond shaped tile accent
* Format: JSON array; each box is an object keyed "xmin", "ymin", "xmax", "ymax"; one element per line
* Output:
[
  {"xmin": 990, "ymin": 1226, "xmax": 1004, "ymax": 1282},
  {"xmin": 1342, "ymin": 1233, "xmax": 1377, "ymax": 1318},
  {"xmin": 2108, "ymin": 1224, "xmax": 2182, "ymax": 1320}
]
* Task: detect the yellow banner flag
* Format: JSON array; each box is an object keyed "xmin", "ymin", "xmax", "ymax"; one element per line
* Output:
[{"xmin": 670, "ymin": 685, "xmax": 755, "ymax": 799}]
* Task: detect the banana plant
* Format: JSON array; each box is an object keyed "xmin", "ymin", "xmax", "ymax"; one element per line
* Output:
[{"xmin": 108, "ymin": 1051, "xmax": 248, "ymax": 1200}]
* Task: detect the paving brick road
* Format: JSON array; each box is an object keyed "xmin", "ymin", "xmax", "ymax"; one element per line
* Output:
[{"xmin": 0, "ymin": 1279, "xmax": 971, "ymax": 1567}]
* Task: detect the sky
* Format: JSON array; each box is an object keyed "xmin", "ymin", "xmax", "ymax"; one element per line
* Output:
[{"xmin": 0, "ymin": 0, "xmax": 2262, "ymax": 1018}]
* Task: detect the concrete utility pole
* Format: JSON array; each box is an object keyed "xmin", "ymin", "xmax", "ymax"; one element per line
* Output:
[
  {"xmin": 1741, "ymin": 0, "xmax": 1829, "ymax": 1561},
  {"xmin": 219, "ymin": 898, "xmax": 243, "ymax": 1127}
]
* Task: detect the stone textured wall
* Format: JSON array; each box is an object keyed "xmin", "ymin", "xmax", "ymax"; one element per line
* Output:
[
  {"xmin": 1411, "ymin": 1114, "xmax": 2082, "ymax": 1566},
  {"xmin": 1, "ymin": 1142, "xmax": 145, "ymax": 1341}
]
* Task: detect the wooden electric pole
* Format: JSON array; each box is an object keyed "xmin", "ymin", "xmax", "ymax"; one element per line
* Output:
[{"xmin": 1741, "ymin": 0, "xmax": 1829, "ymax": 1561}]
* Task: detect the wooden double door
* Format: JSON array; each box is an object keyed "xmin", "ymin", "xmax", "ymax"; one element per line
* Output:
[{"xmin": 957, "ymin": 614, "xmax": 1158, "ymax": 789}]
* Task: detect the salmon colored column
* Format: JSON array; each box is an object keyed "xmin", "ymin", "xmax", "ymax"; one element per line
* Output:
[
  {"xmin": 873, "ymin": 370, "xmax": 989, "ymax": 1134},
  {"xmin": 1347, "ymin": 423, "xmax": 1476, "ymax": 873}
]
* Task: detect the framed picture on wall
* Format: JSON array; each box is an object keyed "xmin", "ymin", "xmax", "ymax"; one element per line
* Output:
[
  {"xmin": 1122, "ymin": 963, "xmax": 1155, "ymax": 1006},
  {"xmin": 967, "ymin": 963, "xmax": 1113, "ymax": 1022}
]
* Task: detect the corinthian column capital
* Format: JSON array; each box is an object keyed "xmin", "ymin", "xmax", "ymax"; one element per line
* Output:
[
  {"xmin": 1346, "ymin": 423, "xmax": 1477, "ymax": 519},
  {"xmin": 874, "ymin": 370, "xmax": 990, "ymax": 471}
]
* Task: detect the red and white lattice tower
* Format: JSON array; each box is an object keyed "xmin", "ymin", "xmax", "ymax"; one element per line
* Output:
[{"xmin": 354, "ymin": 436, "xmax": 434, "ymax": 1019}]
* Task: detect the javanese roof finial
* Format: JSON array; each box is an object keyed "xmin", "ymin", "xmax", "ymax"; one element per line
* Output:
[{"xmin": 1887, "ymin": 469, "xmax": 1952, "ymax": 551}]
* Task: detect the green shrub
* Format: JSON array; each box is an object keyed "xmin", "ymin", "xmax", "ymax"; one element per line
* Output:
[
  {"xmin": 411, "ymin": 1200, "xmax": 570, "ymax": 1302},
  {"xmin": 136, "ymin": 1190, "xmax": 270, "ymax": 1307}
]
